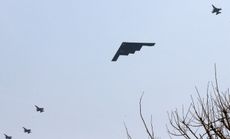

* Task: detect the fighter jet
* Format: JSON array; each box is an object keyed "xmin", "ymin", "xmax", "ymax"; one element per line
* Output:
[
  {"xmin": 112, "ymin": 42, "xmax": 155, "ymax": 61},
  {"xmin": 212, "ymin": 5, "xmax": 221, "ymax": 15},
  {"xmin": 23, "ymin": 127, "xmax": 31, "ymax": 134},
  {"xmin": 4, "ymin": 134, "xmax": 12, "ymax": 139},
  {"xmin": 35, "ymin": 105, "xmax": 44, "ymax": 113}
]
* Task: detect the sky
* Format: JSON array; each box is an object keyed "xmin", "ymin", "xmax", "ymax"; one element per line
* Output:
[{"xmin": 0, "ymin": 0, "xmax": 230, "ymax": 139}]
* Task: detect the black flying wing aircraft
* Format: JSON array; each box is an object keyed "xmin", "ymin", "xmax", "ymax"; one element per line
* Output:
[
  {"xmin": 23, "ymin": 127, "xmax": 31, "ymax": 134},
  {"xmin": 212, "ymin": 5, "xmax": 221, "ymax": 15},
  {"xmin": 35, "ymin": 105, "xmax": 44, "ymax": 113},
  {"xmin": 112, "ymin": 42, "xmax": 155, "ymax": 61},
  {"xmin": 4, "ymin": 134, "xmax": 12, "ymax": 139}
]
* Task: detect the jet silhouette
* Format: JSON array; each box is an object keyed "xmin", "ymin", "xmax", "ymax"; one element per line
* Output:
[
  {"xmin": 35, "ymin": 105, "xmax": 44, "ymax": 113},
  {"xmin": 212, "ymin": 5, "xmax": 221, "ymax": 15},
  {"xmin": 23, "ymin": 127, "xmax": 31, "ymax": 134},
  {"xmin": 4, "ymin": 134, "xmax": 12, "ymax": 139},
  {"xmin": 112, "ymin": 42, "xmax": 155, "ymax": 61}
]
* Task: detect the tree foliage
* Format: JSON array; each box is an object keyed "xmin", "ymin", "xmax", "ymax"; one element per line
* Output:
[
  {"xmin": 168, "ymin": 65, "xmax": 230, "ymax": 139},
  {"xmin": 125, "ymin": 65, "xmax": 230, "ymax": 139}
]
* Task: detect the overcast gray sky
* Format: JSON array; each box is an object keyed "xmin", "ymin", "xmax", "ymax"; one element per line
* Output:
[{"xmin": 0, "ymin": 0, "xmax": 230, "ymax": 139}]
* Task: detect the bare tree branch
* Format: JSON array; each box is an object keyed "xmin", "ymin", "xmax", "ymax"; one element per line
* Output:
[
  {"xmin": 123, "ymin": 122, "xmax": 132, "ymax": 139},
  {"xmin": 139, "ymin": 92, "xmax": 155, "ymax": 139}
]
